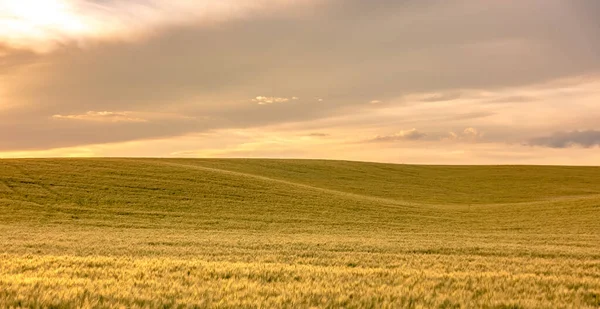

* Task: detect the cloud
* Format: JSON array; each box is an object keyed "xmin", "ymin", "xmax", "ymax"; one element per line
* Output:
[
  {"xmin": 486, "ymin": 95, "xmax": 538, "ymax": 104},
  {"xmin": 0, "ymin": 0, "xmax": 316, "ymax": 52},
  {"xmin": 369, "ymin": 100, "xmax": 382, "ymax": 104},
  {"xmin": 52, "ymin": 111, "xmax": 148, "ymax": 122},
  {"xmin": 252, "ymin": 96, "xmax": 297, "ymax": 105},
  {"xmin": 445, "ymin": 128, "xmax": 484, "ymax": 142},
  {"xmin": 2, "ymin": 126, "xmax": 600, "ymax": 166},
  {"xmin": 306, "ymin": 132, "xmax": 329, "ymax": 137},
  {"xmin": 2, "ymin": 0, "xmax": 600, "ymax": 155},
  {"xmin": 528, "ymin": 130, "xmax": 600, "ymax": 148},
  {"xmin": 0, "ymin": 45, "xmax": 39, "ymax": 75},
  {"xmin": 464, "ymin": 127, "xmax": 481, "ymax": 137},
  {"xmin": 368, "ymin": 129, "xmax": 426, "ymax": 143},
  {"xmin": 419, "ymin": 92, "xmax": 462, "ymax": 103}
]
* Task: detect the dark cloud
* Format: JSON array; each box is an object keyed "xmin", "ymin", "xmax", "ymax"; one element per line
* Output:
[{"xmin": 528, "ymin": 130, "xmax": 600, "ymax": 148}]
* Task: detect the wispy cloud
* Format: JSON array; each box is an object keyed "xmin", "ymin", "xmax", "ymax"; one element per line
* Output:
[
  {"xmin": 252, "ymin": 96, "xmax": 298, "ymax": 105},
  {"xmin": 52, "ymin": 111, "xmax": 148, "ymax": 122},
  {"xmin": 419, "ymin": 92, "xmax": 462, "ymax": 103},
  {"xmin": 445, "ymin": 128, "xmax": 484, "ymax": 142},
  {"xmin": 306, "ymin": 132, "xmax": 330, "ymax": 137},
  {"xmin": 51, "ymin": 110, "xmax": 199, "ymax": 123},
  {"xmin": 368, "ymin": 129, "xmax": 427, "ymax": 143},
  {"xmin": 485, "ymin": 95, "xmax": 538, "ymax": 104}
]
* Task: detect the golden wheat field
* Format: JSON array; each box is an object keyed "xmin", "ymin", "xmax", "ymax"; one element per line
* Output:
[{"xmin": 1, "ymin": 158, "xmax": 599, "ymax": 308}]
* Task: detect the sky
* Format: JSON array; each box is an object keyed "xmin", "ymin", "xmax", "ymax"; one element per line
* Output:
[{"xmin": 1, "ymin": 0, "xmax": 599, "ymax": 164}]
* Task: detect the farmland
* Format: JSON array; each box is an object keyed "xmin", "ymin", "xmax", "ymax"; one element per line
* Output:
[{"xmin": 1, "ymin": 158, "xmax": 599, "ymax": 308}]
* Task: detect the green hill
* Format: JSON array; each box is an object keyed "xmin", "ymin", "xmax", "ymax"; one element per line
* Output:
[{"xmin": 1, "ymin": 159, "xmax": 599, "ymax": 308}]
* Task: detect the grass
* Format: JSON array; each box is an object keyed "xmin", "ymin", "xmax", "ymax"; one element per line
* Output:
[{"xmin": 0, "ymin": 158, "xmax": 599, "ymax": 308}]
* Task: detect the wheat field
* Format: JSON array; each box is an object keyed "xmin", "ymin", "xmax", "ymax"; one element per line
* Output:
[{"xmin": 1, "ymin": 158, "xmax": 599, "ymax": 308}]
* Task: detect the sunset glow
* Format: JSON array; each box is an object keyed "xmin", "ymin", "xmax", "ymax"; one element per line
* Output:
[
  {"xmin": 0, "ymin": 0, "xmax": 89, "ymax": 51},
  {"xmin": 1, "ymin": 0, "xmax": 599, "ymax": 164}
]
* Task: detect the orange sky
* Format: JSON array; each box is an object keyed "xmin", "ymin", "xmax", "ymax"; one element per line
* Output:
[{"xmin": 1, "ymin": 0, "xmax": 599, "ymax": 164}]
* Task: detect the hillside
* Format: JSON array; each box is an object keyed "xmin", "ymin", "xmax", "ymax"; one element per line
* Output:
[{"xmin": 1, "ymin": 159, "xmax": 599, "ymax": 308}]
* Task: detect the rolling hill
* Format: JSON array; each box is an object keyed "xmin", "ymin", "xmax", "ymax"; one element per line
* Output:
[{"xmin": 1, "ymin": 158, "xmax": 599, "ymax": 308}]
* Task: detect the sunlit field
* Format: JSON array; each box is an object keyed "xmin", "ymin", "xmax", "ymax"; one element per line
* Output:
[{"xmin": 1, "ymin": 159, "xmax": 599, "ymax": 308}]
